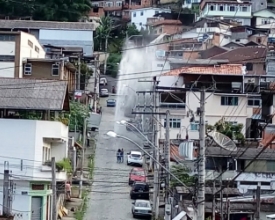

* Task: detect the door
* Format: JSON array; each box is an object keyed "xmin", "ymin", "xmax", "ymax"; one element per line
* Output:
[{"xmin": 31, "ymin": 196, "xmax": 42, "ymax": 220}]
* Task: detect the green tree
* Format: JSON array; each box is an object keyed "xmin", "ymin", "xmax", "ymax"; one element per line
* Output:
[
  {"xmin": 66, "ymin": 101, "xmax": 89, "ymax": 132},
  {"xmin": 207, "ymin": 119, "xmax": 245, "ymax": 145},
  {"xmin": 126, "ymin": 23, "xmax": 140, "ymax": 37},
  {"xmin": 0, "ymin": 0, "xmax": 91, "ymax": 21},
  {"xmin": 94, "ymin": 16, "xmax": 112, "ymax": 51},
  {"xmin": 106, "ymin": 53, "xmax": 122, "ymax": 77},
  {"xmin": 170, "ymin": 165, "xmax": 195, "ymax": 187}
]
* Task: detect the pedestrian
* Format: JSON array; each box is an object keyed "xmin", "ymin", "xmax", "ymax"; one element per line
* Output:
[
  {"xmin": 117, "ymin": 149, "xmax": 121, "ymax": 163},
  {"xmin": 121, "ymin": 148, "xmax": 124, "ymax": 163},
  {"xmin": 65, "ymin": 181, "xmax": 71, "ymax": 201}
]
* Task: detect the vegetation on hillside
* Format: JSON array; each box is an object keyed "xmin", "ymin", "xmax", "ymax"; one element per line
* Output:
[{"xmin": 0, "ymin": 0, "xmax": 91, "ymax": 21}]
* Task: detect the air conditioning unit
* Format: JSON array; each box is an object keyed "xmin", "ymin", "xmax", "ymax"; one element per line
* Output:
[{"xmin": 24, "ymin": 63, "xmax": 32, "ymax": 75}]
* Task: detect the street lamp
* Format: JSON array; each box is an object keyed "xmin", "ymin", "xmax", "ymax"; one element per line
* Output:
[{"xmin": 106, "ymin": 131, "xmax": 191, "ymax": 190}]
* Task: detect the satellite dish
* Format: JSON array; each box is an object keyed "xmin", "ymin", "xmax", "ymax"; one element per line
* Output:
[{"xmin": 208, "ymin": 131, "xmax": 237, "ymax": 151}]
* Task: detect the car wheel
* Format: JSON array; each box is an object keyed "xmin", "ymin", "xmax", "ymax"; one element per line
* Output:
[
  {"xmin": 128, "ymin": 179, "xmax": 131, "ymax": 185},
  {"xmin": 133, "ymin": 214, "xmax": 136, "ymax": 218}
]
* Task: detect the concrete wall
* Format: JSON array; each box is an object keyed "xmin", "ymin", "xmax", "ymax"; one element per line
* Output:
[{"xmin": 0, "ymin": 41, "xmax": 15, "ymax": 77}]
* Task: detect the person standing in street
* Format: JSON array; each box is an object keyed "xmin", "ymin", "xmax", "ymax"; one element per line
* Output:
[
  {"xmin": 117, "ymin": 149, "xmax": 121, "ymax": 163},
  {"xmin": 121, "ymin": 148, "xmax": 124, "ymax": 163},
  {"xmin": 65, "ymin": 181, "xmax": 71, "ymax": 201}
]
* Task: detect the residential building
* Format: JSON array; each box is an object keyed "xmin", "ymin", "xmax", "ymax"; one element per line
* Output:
[
  {"xmin": 147, "ymin": 18, "xmax": 184, "ymax": 35},
  {"xmin": 200, "ymin": 0, "xmax": 253, "ymax": 25},
  {"xmin": 0, "ymin": 31, "xmax": 45, "ymax": 78},
  {"xmin": 22, "ymin": 58, "xmax": 77, "ymax": 93},
  {"xmin": 158, "ymin": 64, "xmax": 262, "ymax": 140},
  {"xmin": 182, "ymin": 0, "xmax": 201, "ymax": 9},
  {"xmin": 0, "ymin": 20, "xmax": 95, "ymax": 55},
  {"xmin": 131, "ymin": 7, "xmax": 171, "ymax": 31},
  {"xmin": 252, "ymin": 9, "xmax": 275, "ymax": 29},
  {"xmin": 0, "ymin": 78, "xmax": 70, "ymax": 220}
]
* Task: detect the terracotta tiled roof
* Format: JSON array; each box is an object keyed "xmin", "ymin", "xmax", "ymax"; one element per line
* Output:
[
  {"xmin": 163, "ymin": 64, "xmax": 244, "ymax": 76},
  {"xmin": 150, "ymin": 19, "xmax": 182, "ymax": 26},
  {"xmin": 170, "ymin": 145, "xmax": 184, "ymax": 162},
  {"xmin": 210, "ymin": 47, "xmax": 266, "ymax": 63}
]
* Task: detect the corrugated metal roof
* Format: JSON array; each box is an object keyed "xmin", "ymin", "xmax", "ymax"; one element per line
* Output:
[
  {"xmin": 0, "ymin": 20, "xmax": 95, "ymax": 30},
  {"xmin": 0, "ymin": 79, "xmax": 68, "ymax": 110}
]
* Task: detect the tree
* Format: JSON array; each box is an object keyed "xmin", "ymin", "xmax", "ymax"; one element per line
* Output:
[
  {"xmin": 126, "ymin": 23, "xmax": 140, "ymax": 37},
  {"xmin": 0, "ymin": 0, "xmax": 91, "ymax": 21},
  {"xmin": 106, "ymin": 53, "xmax": 122, "ymax": 77},
  {"xmin": 170, "ymin": 165, "xmax": 195, "ymax": 187},
  {"xmin": 94, "ymin": 16, "xmax": 112, "ymax": 51},
  {"xmin": 207, "ymin": 119, "xmax": 245, "ymax": 145}
]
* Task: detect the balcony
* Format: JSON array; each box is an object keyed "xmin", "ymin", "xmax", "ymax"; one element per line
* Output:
[{"xmin": 159, "ymin": 103, "xmax": 186, "ymax": 115}]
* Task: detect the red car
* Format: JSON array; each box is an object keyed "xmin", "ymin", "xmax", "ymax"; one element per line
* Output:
[{"xmin": 129, "ymin": 167, "xmax": 146, "ymax": 185}]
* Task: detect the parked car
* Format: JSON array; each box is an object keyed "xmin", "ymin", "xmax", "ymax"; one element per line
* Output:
[
  {"xmin": 106, "ymin": 99, "xmax": 116, "ymax": 107},
  {"xmin": 129, "ymin": 167, "xmax": 146, "ymax": 185},
  {"xmin": 100, "ymin": 77, "xmax": 108, "ymax": 86},
  {"xmin": 132, "ymin": 199, "xmax": 152, "ymax": 219},
  {"xmin": 127, "ymin": 151, "xmax": 143, "ymax": 166},
  {"xmin": 100, "ymin": 88, "xmax": 109, "ymax": 97},
  {"xmin": 130, "ymin": 181, "xmax": 150, "ymax": 200}
]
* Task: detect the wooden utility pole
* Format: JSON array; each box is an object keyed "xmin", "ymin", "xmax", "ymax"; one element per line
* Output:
[
  {"xmin": 51, "ymin": 157, "xmax": 57, "ymax": 220},
  {"xmin": 255, "ymin": 186, "xmax": 261, "ymax": 220}
]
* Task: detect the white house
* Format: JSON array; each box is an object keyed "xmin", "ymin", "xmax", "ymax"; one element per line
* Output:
[
  {"xmin": 130, "ymin": 7, "xmax": 171, "ymax": 31},
  {"xmin": 0, "ymin": 78, "xmax": 70, "ymax": 220},
  {"xmin": 157, "ymin": 64, "xmax": 261, "ymax": 140},
  {"xmin": 200, "ymin": 0, "xmax": 252, "ymax": 25},
  {"xmin": 0, "ymin": 20, "xmax": 95, "ymax": 55},
  {"xmin": 0, "ymin": 31, "xmax": 45, "ymax": 78},
  {"xmin": 253, "ymin": 9, "xmax": 275, "ymax": 29},
  {"xmin": 182, "ymin": 0, "xmax": 201, "ymax": 9}
]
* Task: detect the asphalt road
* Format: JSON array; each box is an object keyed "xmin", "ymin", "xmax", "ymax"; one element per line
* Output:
[
  {"xmin": 84, "ymin": 97, "xmax": 145, "ymax": 220},
  {"xmin": 99, "ymin": 75, "xmax": 117, "ymax": 93}
]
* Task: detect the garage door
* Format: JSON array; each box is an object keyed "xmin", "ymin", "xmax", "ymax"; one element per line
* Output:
[{"xmin": 31, "ymin": 196, "xmax": 42, "ymax": 220}]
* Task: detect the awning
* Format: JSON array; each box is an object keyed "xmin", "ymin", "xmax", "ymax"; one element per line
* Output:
[
  {"xmin": 74, "ymin": 142, "xmax": 83, "ymax": 149},
  {"xmin": 172, "ymin": 211, "xmax": 187, "ymax": 220}
]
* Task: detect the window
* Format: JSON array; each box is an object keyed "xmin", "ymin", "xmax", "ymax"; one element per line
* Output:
[
  {"xmin": 261, "ymin": 19, "xmax": 270, "ymax": 25},
  {"xmin": 0, "ymin": 34, "xmax": 15, "ymax": 41},
  {"xmin": 227, "ymin": 121, "xmax": 238, "ymax": 126},
  {"xmin": 229, "ymin": 6, "xmax": 235, "ymax": 11},
  {"xmin": 0, "ymin": 55, "xmax": 15, "ymax": 62},
  {"xmin": 235, "ymin": 39, "xmax": 240, "ymax": 42},
  {"xmin": 248, "ymin": 98, "xmax": 261, "ymax": 106},
  {"xmin": 139, "ymin": 22, "xmax": 142, "ymax": 26},
  {"xmin": 92, "ymin": 3, "xmax": 99, "ymax": 6},
  {"xmin": 164, "ymin": 119, "xmax": 181, "ymax": 128},
  {"xmin": 42, "ymin": 146, "xmax": 51, "ymax": 163},
  {"xmin": 133, "ymin": 12, "xmax": 136, "ymax": 17},
  {"xmin": 140, "ymin": 11, "xmax": 143, "ymax": 16},
  {"xmin": 210, "ymin": 5, "xmax": 215, "ymax": 11},
  {"xmin": 157, "ymin": 64, "xmax": 164, "ymax": 67},
  {"xmin": 52, "ymin": 64, "xmax": 59, "ymax": 76},
  {"xmin": 28, "ymin": 40, "xmax": 33, "ymax": 48},
  {"xmin": 267, "ymin": 161, "xmax": 275, "ymax": 172},
  {"xmin": 190, "ymin": 120, "xmax": 208, "ymax": 131},
  {"xmin": 257, "ymin": 37, "xmax": 262, "ymax": 44},
  {"xmin": 221, "ymin": 96, "xmax": 238, "ymax": 106},
  {"xmin": 116, "ymin": 1, "xmax": 122, "ymax": 6},
  {"xmin": 24, "ymin": 63, "xmax": 32, "ymax": 75},
  {"xmin": 219, "ymin": 5, "xmax": 224, "ymax": 11},
  {"xmin": 242, "ymin": 6, "xmax": 248, "ymax": 12},
  {"xmin": 246, "ymin": 63, "xmax": 253, "ymax": 71},
  {"xmin": 159, "ymin": 28, "xmax": 162, "ymax": 33},
  {"xmin": 35, "ymin": 46, "xmax": 40, "ymax": 53},
  {"xmin": 106, "ymin": 2, "xmax": 113, "ymax": 6}
]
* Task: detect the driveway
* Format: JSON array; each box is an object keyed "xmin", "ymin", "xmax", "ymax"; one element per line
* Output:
[{"xmin": 84, "ymin": 97, "xmax": 145, "ymax": 220}]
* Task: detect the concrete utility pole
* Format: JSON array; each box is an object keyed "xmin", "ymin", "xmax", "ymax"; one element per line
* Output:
[
  {"xmin": 79, "ymin": 118, "xmax": 87, "ymax": 198},
  {"xmin": 51, "ymin": 157, "xmax": 57, "ymax": 220},
  {"xmin": 77, "ymin": 55, "xmax": 81, "ymax": 90},
  {"xmin": 255, "ymin": 186, "xmax": 261, "ymax": 220},
  {"xmin": 103, "ymin": 37, "xmax": 108, "ymax": 75},
  {"xmin": 2, "ymin": 161, "xmax": 12, "ymax": 216},
  {"xmin": 93, "ymin": 58, "xmax": 99, "ymax": 112},
  {"xmin": 197, "ymin": 87, "xmax": 206, "ymax": 220},
  {"xmin": 165, "ymin": 110, "xmax": 171, "ymax": 220},
  {"xmin": 212, "ymin": 181, "xmax": 216, "ymax": 220},
  {"xmin": 220, "ymin": 175, "xmax": 224, "ymax": 220}
]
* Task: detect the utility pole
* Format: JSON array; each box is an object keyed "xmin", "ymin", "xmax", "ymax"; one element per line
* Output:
[
  {"xmin": 165, "ymin": 110, "xmax": 171, "ymax": 220},
  {"xmin": 227, "ymin": 200, "xmax": 230, "ymax": 220},
  {"xmin": 255, "ymin": 186, "xmax": 261, "ymax": 220},
  {"xmin": 77, "ymin": 55, "xmax": 81, "ymax": 91},
  {"xmin": 51, "ymin": 157, "xmax": 57, "ymax": 220},
  {"xmin": 220, "ymin": 176, "xmax": 224, "ymax": 220},
  {"xmin": 197, "ymin": 87, "xmax": 206, "ymax": 220},
  {"xmin": 103, "ymin": 37, "xmax": 108, "ymax": 75},
  {"xmin": 79, "ymin": 118, "xmax": 87, "ymax": 198},
  {"xmin": 212, "ymin": 181, "xmax": 216, "ymax": 220},
  {"xmin": 3, "ymin": 161, "xmax": 11, "ymax": 216},
  {"xmin": 93, "ymin": 58, "xmax": 99, "ymax": 112}
]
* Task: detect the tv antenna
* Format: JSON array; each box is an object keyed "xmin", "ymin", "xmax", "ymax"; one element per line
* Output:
[{"xmin": 208, "ymin": 131, "xmax": 237, "ymax": 151}]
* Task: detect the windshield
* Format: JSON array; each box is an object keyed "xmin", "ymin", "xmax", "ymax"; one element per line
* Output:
[
  {"xmin": 101, "ymin": 89, "xmax": 108, "ymax": 92},
  {"xmin": 132, "ymin": 170, "xmax": 145, "ymax": 176},
  {"xmin": 136, "ymin": 202, "xmax": 149, "ymax": 208},
  {"xmin": 131, "ymin": 154, "xmax": 141, "ymax": 158}
]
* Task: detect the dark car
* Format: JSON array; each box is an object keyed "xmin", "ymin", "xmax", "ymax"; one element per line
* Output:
[
  {"xmin": 106, "ymin": 99, "xmax": 116, "ymax": 107},
  {"xmin": 130, "ymin": 181, "xmax": 150, "ymax": 200}
]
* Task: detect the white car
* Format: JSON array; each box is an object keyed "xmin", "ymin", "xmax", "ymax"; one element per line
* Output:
[
  {"xmin": 100, "ymin": 78, "xmax": 108, "ymax": 86},
  {"xmin": 127, "ymin": 151, "xmax": 143, "ymax": 166},
  {"xmin": 100, "ymin": 88, "xmax": 109, "ymax": 97},
  {"xmin": 132, "ymin": 200, "xmax": 152, "ymax": 219}
]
